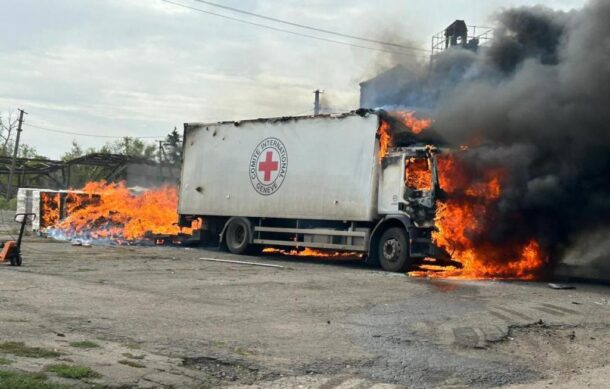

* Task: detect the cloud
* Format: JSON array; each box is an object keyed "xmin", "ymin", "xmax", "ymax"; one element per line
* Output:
[{"xmin": 0, "ymin": 0, "xmax": 587, "ymax": 158}]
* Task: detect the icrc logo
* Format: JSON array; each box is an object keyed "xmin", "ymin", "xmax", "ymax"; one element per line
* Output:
[{"xmin": 249, "ymin": 137, "xmax": 288, "ymax": 196}]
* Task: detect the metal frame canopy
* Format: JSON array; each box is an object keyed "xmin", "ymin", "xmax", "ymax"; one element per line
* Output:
[{"xmin": 0, "ymin": 153, "xmax": 157, "ymax": 193}]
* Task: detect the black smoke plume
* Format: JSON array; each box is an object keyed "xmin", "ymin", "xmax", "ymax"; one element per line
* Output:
[{"xmin": 372, "ymin": 0, "xmax": 610, "ymax": 278}]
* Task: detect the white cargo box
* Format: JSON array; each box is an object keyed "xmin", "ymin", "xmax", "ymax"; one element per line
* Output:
[
  {"xmin": 179, "ymin": 112, "xmax": 381, "ymax": 222},
  {"xmin": 16, "ymin": 187, "xmax": 44, "ymax": 231}
]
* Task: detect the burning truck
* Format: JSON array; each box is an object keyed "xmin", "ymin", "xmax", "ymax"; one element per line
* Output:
[
  {"xmin": 27, "ymin": 109, "xmax": 547, "ymax": 279},
  {"xmin": 23, "ymin": 1, "xmax": 608, "ymax": 281},
  {"xmin": 178, "ymin": 110, "xmax": 452, "ymax": 272}
]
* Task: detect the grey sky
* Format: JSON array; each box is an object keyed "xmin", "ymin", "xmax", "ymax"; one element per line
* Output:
[{"xmin": 0, "ymin": 0, "xmax": 585, "ymax": 159}]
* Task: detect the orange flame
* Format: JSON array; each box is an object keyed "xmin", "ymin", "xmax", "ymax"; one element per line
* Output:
[
  {"xmin": 406, "ymin": 157, "xmax": 432, "ymax": 190},
  {"xmin": 393, "ymin": 111, "xmax": 432, "ymax": 134},
  {"xmin": 377, "ymin": 112, "xmax": 433, "ymax": 162},
  {"xmin": 40, "ymin": 192, "xmax": 61, "ymax": 228},
  {"xmin": 49, "ymin": 181, "xmax": 189, "ymax": 242},
  {"xmin": 377, "ymin": 120, "xmax": 391, "ymax": 162},
  {"xmin": 263, "ymin": 247, "xmax": 362, "ymax": 258},
  {"xmin": 410, "ymin": 154, "xmax": 547, "ymax": 280}
]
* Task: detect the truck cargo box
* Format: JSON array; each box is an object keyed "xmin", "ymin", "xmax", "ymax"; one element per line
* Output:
[{"xmin": 179, "ymin": 112, "xmax": 381, "ymax": 222}]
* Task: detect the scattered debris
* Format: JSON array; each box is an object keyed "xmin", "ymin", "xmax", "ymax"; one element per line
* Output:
[
  {"xmin": 122, "ymin": 352, "xmax": 145, "ymax": 360},
  {"xmin": 182, "ymin": 356, "xmax": 278, "ymax": 386},
  {"xmin": 200, "ymin": 257, "xmax": 284, "ymax": 269},
  {"xmin": 118, "ymin": 359, "xmax": 146, "ymax": 368},
  {"xmin": 548, "ymin": 283, "xmax": 575, "ymax": 290}
]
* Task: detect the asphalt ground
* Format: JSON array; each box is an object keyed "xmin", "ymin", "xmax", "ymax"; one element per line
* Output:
[{"xmin": 0, "ymin": 230, "xmax": 608, "ymax": 388}]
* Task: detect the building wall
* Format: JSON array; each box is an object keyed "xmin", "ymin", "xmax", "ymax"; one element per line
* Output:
[{"xmin": 359, "ymin": 65, "xmax": 416, "ymax": 109}]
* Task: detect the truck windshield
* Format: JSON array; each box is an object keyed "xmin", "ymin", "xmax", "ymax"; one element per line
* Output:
[{"xmin": 405, "ymin": 157, "xmax": 433, "ymax": 191}]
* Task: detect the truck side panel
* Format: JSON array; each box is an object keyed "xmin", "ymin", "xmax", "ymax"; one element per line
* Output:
[{"xmin": 179, "ymin": 114, "xmax": 380, "ymax": 222}]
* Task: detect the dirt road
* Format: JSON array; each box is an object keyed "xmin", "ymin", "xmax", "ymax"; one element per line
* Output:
[{"xmin": 0, "ymin": 235, "xmax": 608, "ymax": 388}]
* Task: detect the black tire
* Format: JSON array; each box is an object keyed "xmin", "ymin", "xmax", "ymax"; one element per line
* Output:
[
  {"xmin": 225, "ymin": 218, "xmax": 251, "ymax": 255},
  {"xmin": 366, "ymin": 247, "xmax": 380, "ymax": 268},
  {"xmin": 9, "ymin": 254, "xmax": 20, "ymax": 267},
  {"xmin": 378, "ymin": 227, "xmax": 411, "ymax": 272}
]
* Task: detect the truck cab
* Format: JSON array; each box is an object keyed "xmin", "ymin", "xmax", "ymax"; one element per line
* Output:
[
  {"xmin": 373, "ymin": 145, "xmax": 448, "ymax": 271},
  {"xmin": 379, "ymin": 146, "xmax": 440, "ymax": 226}
]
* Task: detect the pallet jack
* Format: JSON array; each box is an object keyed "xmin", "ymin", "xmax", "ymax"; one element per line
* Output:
[{"xmin": 0, "ymin": 213, "xmax": 36, "ymax": 266}]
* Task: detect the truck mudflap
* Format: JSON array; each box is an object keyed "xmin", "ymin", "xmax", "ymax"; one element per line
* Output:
[
  {"xmin": 407, "ymin": 227, "xmax": 453, "ymax": 262},
  {"xmin": 410, "ymin": 239, "xmax": 462, "ymax": 267},
  {"xmin": 409, "ymin": 238, "xmax": 448, "ymax": 259}
]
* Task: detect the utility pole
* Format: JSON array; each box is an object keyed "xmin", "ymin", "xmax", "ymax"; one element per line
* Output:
[
  {"xmin": 158, "ymin": 140, "xmax": 165, "ymax": 179},
  {"xmin": 6, "ymin": 109, "xmax": 27, "ymax": 199},
  {"xmin": 313, "ymin": 89, "xmax": 323, "ymax": 116}
]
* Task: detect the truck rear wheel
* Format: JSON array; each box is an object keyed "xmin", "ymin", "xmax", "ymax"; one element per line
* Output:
[
  {"xmin": 378, "ymin": 227, "xmax": 411, "ymax": 272},
  {"xmin": 225, "ymin": 218, "xmax": 251, "ymax": 255}
]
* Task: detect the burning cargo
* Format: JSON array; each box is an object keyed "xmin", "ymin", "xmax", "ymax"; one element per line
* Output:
[
  {"xmin": 16, "ymin": 188, "xmax": 92, "ymax": 232},
  {"xmin": 21, "ymin": 182, "xmax": 193, "ymax": 244},
  {"xmin": 178, "ymin": 110, "xmax": 450, "ymax": 272}
]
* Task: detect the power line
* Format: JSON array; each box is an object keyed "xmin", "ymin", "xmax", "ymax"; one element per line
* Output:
[
  {"xmin": 160, "ymin": 0, "xmax": 429, "ymax": 58},
  {"xmin": 186, "ymin": 0, "xmax": 431, "ymax": 53},
  {"xmin": 25, "ymin": 123, "xmax": 165, "ymax": 139}
]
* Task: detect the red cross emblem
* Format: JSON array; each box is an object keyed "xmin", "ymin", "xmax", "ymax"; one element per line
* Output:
[
  {"xmin": 258, "ymin": 151, "xmax": 279, "ymax": 182},
  {"xmin": 249, "ymin": 137, "xmax": 288, "ymax": 196}
]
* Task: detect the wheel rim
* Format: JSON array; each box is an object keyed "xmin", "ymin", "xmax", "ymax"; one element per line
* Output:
[
  {"xmin": 383, "ymin": 238, "xmax": 401, "ymax": 262},
  {"xmin": 234, "ymin": 225, "xmax": 246, "ymax": 245}
]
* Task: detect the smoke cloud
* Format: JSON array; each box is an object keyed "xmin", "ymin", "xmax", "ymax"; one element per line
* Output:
[{"xmin": 371, "ymin": 0, "xmax": 610, "ymax": 278}]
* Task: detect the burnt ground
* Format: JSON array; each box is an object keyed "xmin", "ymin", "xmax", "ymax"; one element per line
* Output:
[{"xmin": 0, "ymin": 221, "xmax": 609, "ymax": 387}]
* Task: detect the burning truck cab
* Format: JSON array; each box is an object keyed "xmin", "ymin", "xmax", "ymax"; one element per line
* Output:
[
  {"xmin": 178, "ymin": 109, "xmax": 450, "ymax": 272},
  {"xmin": 375, "ymin": 144, "xmax": 450, "ymax": 270},
  {"xmin": 381, "ymin": 146, "xmax": 440, "ymax": 228}
]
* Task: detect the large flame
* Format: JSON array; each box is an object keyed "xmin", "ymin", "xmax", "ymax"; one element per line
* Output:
[
  {"xmin": 377, "ymin": 120, "xmax": 391, "ymax": 161},
  {"xmin": 378, "ymin": 110, "xmax": 546, "ymax": 279},
  {"xmin": 40, "ymin": 192, "xmax": 61, "ymax": 229},
  {"xmin": 410, "ymin": 154, "xmax": 547, "ymax": 280},
  {"xmin": 393, "ymin": 111, "xmax": 432, "ymax": 134},
  {"xmin": 46, "ymin": 181, "xmax": 189, "ymax": 243},
  {"xmin": 377, "ymin": 112, "xmax": 432, "ymax": 162},
  {"xmin": 406, "ymin": 157, "xmax": 432, "ymax": 190}
]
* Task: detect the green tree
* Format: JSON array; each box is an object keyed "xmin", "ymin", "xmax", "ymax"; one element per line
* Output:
[
  {"xmin": 61, "ymin": 141, "xmax": 84, "ymax": 160},
  {"xmin": 163, "ymin": 127, "xmax": 182, "ymax": 165},
  {"xmin": 100, "ymin": 137, "xmax": 156, "ymax": 158},
  {"xmin": 18, "ymin": 144, "xmax": 39, "ymax": 158}
]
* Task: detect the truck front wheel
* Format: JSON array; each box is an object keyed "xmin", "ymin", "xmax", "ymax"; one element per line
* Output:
[
  {"xmin": 225, "ymin": 218, "xmax": 251, "ymax": 255},
  {"xmin": 378, "ymin": 227, "xmax": 411, "ymax": 272}
]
